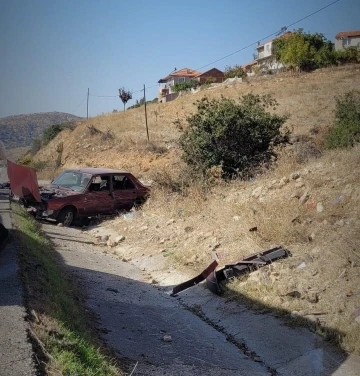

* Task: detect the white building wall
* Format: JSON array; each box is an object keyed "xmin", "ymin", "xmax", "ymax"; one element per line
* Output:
[{"xmin": 335, "ymin": 36, "xmax": 360, "ymax": 51}]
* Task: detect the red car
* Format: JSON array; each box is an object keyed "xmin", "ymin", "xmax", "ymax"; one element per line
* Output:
[{"xmin": 7, "ymin": 163, "xmax": 150, "ymax": 226}]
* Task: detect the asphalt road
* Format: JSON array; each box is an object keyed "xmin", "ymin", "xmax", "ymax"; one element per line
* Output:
[
  {"xmin": 0, "ymin": 176, "xmax": 36, "ymax": 376},
  {"xmin": 43, "ymin": 221, "xmax": 360, "ymax": 376}
]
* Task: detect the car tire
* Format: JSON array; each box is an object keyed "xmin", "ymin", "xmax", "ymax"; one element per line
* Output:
[
  {"xmin": 58, "ymin": 207, "xmax": 75, "ymax": 227},
  {"xmin": 133, "ymin": 197, "xmax": 145, "ymax": 210}
]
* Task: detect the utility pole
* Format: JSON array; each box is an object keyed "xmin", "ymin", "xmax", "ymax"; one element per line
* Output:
[
  {"xmin": 143, "ymin": 84, "xmax": 149, "ymax": 141},
  {"xmin": 87, "ymin": 88, "xmax": 89, "ymax": 119}
]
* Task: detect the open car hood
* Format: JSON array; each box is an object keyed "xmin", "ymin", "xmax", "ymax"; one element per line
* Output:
[{"xmin": 7, "ymin": 159, "xmax": 41, "ymax": 202}]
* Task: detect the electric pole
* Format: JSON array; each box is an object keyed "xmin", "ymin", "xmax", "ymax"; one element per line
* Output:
[
  {"xmin": 143, "ymin": 84, "xmax": 149, "ymax": 141},
  {"xmin": 87, "ymin": 88, "xmax": 89, "ymax": 119}
]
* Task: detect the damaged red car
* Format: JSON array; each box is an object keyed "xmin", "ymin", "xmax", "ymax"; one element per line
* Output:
[{"xmin": 7, "ymin": 162, "xmax": 150, "ymax": 226}]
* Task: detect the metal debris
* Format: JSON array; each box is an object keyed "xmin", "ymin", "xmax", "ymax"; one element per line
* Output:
[
  {"xmin": 206, "ymin": 246, "xmax": 291, "ymax": 295},
  {"xmin": 170, "ymin": 260, "xmax": 218, "ymax": 296}
]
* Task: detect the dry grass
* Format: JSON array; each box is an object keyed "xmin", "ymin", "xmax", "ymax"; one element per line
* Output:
[{"xmin": 34, "ymin": 64, "xmax": 360, "ymax": 355}]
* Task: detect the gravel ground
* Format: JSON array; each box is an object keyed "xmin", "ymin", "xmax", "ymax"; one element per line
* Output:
[{"xmin": 40, "ymin": 221, "xmax": 360, "ymax": 376}]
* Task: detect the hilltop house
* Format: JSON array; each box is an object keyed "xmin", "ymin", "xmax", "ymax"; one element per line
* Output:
[
  {"xmin": 193, "ymin": 68, "xmax": 225, "ymax": 85},
  {"xmin": 158, "ymin": 68, "xmax": 201, "ymax": 103},
  {"xmin": 241, "ymin": 60, "xmax": 258, "ymax": 76},
  {"xmin": 256, "ymin": 32, "xmax": 292, "ymax": 71},
  {"xmin": 335, "ymin": 30, "xmax": 360, "ymax": 51}
]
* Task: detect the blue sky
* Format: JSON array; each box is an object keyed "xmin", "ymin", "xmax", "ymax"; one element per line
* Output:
[{"xmin": 0, "ymin": 0, "xmax": 359, "ymax": 118}]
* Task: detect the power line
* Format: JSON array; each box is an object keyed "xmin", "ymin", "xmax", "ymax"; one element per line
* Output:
[
  {"xmin": 72, "ymin": 94, "xmax": 88, "ymax": 114},
  {"xmin": 83, "ymin": 0, "xmax": 342, "ymax": 100},
  {"xmin": 195, "ymin": 0, "xmax": 341, "ymax": 72}
]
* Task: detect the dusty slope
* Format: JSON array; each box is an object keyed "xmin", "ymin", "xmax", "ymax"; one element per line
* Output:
[{"xmin": 34, "ymin": 64, "xmax": 360, "ymax": 354}]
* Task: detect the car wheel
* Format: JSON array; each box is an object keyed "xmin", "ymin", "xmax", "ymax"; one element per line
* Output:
[
  {"xmin": 58, "ymin": 207, "xmax": 75, "ymax": 227},
  {"xmin": 133, "ymin": 197, "xmax": 145, "ymax": 210}
]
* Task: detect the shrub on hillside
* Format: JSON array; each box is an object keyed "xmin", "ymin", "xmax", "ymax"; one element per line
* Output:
[
  {"xmin": 179, "ymin": 94, "xmax": 289, "ymax": 179},
  {"xmin": 172, "ymin": 80, "xmax": 198, "ymax": 93},
  {"xmin": 325, "ymin": 90, "xmax": 360, "ymax": 149},
  {"xmin": 224, "ymin": 65, "xmax": 246, "ymax": 79}
]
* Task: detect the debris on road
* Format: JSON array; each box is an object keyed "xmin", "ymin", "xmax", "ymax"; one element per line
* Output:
[
  {"xmin": 170, "ymin": 260, "xmax": 218, "ymax": 296},
  {"xmin": 170, "ymin": 246, "xmax": 291, "ymax": 296},
  {"xmin": 206, "ymin": 246, "xmax": 291, "ymax": 295}
]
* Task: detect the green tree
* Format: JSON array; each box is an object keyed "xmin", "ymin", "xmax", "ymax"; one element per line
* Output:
[
  {"xmin": 118, "ymin": 88, "xmax": 133, "ymax": 111},
  {"xmin": 224, "ymin": 65, "xmax": 246, "ymax": 79},
  {"xmin": 274, "ymin": 30, "xmax": 336, "ymax": 71},
  {"xmin": 180, "ymin": 94, "xmax": 289, "ymax": 178},
  {"xmin": 281, "ymin": 33, "xmax": 315, "ymax": 70}
]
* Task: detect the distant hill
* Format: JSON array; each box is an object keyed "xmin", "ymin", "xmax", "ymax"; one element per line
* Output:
[{"xmin": 0, "ymin": 111, "xmax": 82, "ymax": 149}]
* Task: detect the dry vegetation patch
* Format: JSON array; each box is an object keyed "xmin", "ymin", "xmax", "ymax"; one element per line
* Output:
[{"xmin": 34, "ymin": 65, "xmax": 360, "ymax": 355}]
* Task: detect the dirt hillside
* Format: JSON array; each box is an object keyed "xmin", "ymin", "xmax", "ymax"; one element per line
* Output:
[{"xmin": 34, "ymin": 64, "xmax": 360, "ymax": 355}]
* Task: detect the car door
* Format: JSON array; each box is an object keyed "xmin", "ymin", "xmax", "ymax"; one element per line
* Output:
[
  {"xmin": 111, "ymin": 174, "xmax": 138, "ymax": 211},
  {"xmin": 83, "ymin": 175, "xmax": 115, "ymax": 216}
]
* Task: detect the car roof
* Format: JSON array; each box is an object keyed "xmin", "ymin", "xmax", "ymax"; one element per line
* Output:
[{"xmin": 66, "ymin": 168, "xmax": 130, "ymax": 175}]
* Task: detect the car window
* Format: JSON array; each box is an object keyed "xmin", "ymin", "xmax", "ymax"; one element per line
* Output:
[
  {"xmin": 53, "ymin": 171, "xmax": 92, "ymax": 191},
  {"xmin": 89, "ymin": 175, "xmax": 110, "ymax": 191},
  {"xmin": 113, "ymin": 175, "xmax": 135, "ymax": 190}
]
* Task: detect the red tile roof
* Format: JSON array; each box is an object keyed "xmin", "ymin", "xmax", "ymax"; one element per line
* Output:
[
  {"xmin": 158, "ymin": 68, "xmax": 201, "ymax": 83},
  {"xmin": 335, "ymin": 30, "xmax": 360, "ymax": 39},
  {"xmin": 171, "ymin": 68, "xmax": 201, "ymax": 77}
]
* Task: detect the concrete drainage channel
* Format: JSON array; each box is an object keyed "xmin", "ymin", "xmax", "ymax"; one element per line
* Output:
[{"xmin": 181, "ymin": 301, "xmax": 278, "ymax": 375}]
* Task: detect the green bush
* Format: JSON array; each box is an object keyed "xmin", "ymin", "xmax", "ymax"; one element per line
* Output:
[
  {"xmin": 179, "ymin": 94, "xmax": 289, "ymax": 179},
  {"xmin": 335, "ymin": 47, "xmax": 360, "ymax": 65},
  {"xmin": 325, "ymin": 90, "xmax": 360, "ymax": 149},
  {"xmin": 42, "ymin": 124, "xmax": 64, "ymax": 145},
  {"xmin": 172, "ymin": 80, "xmax": 198, "ymax": 93},
  {"xmin": 224, "ymin": 64, "xmax": 246, "ymax": 79}
]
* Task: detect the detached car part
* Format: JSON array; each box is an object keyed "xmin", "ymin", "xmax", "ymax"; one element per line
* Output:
[
  {"xmin": 206, "ymin": 246, "xmax": 291, "ymax": 295},
  {"xmin": 171, "ymin": 246, "xmax": 291, "ymax": 296},
  {"xmin": 170, "ymin": 260, "xmax": 218, "ymax": 296}
]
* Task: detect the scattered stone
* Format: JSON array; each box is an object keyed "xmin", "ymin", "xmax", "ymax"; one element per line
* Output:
[
  {"xmin": 184, "ymin": 226, "xmax": 193, "ymax": 233},
  {"xmin": 291, "ymin": 311, "xmax": 300, "ymax": 318},
  {"xmin": 306, "ymin": 292, "xmax": 319, "ymax": 303},
  {"xmin": 166, "ymin": 219, "xmax": 175, "ymax": 225},
  {"xmin": 57, "ymin": 223, "xmax": 63, "ymax": 227},
  {"xmin": 162, "ymin": 335, "xmax": 172, "ymax": 343},
  {"xmin": 281, "ymin": 176, "xmax": 290, "ymax": 184},
  {"xmin": 299, "ymin": 191, "xmax": 309, "ymax": 204},
  {"xmin": 251, "ymin": 186, "xmax": 263, "ymax": 198},
  {"xmin": 308, "ymin": 233, "xmax": 315, "ymax": 242},
  {"xmin": 306, "ymin": 200, "xmax": 316, "ymax": 210},
  {"xmin": 106, "ymin": 239, "xmax": 115, "ymax": 247},
  {"xmin": 290, "ymin": 172, "xmax": 300, "ymax": 180},
  {"xmin": 140, "ymin": 226, "xmax": 148, "ymax": 232},
  {"xmin": 101, "ymin": 235, "xmax": 109, "ymax": 242},
  {"xmin": 296, "ymin": 262, "xmax": 306, "ymax": 269},
  {"xmin": 354, "ymin": 307, "xmax": 360, "ymax": 323},
  {"xmin": 316, "ymin": 203, "xmax": 324, "ymax": 213},
  {"xmin": 115, "ymin": 235, "xmax": 125, "ymax": 243},
  {"xmin": 332, "ymin": 194, "xmax": 345, "ymax": 205},
  {"xmin": 151, "ymin": 279, "xmax": 158, "ymax": 285},
  {"xmin": 233, "ymin": 216, "xmax": 241, "ymax": 221},
  {"xmin": 249, "ymin": 226, "xmax": 258, "ymax": 232},
  {"xmin": 286, "ymin": 291, "xmax": 301, "ymax": 299}
]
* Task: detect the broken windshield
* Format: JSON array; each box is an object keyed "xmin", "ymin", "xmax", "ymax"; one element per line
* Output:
[{"xmin": 52, "ymin": 171, "xmax": 92, "ymax": 192}]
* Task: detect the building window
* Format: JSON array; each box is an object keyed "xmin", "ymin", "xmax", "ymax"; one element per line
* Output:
[{"xmin": 342, "ymin": 38, "xmax": 350, "ymax": 47}]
